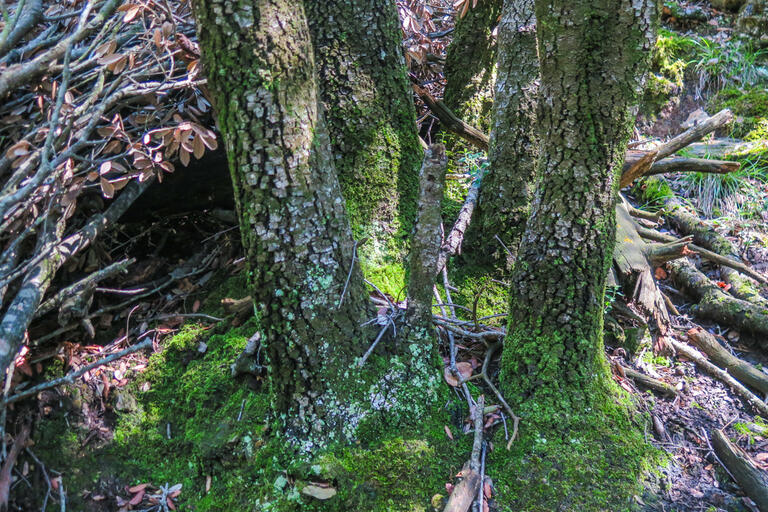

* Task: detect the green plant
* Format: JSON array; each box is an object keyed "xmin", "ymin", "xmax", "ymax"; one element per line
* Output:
[{"xmin": 689, "ymin": 37, "xmax": 768, "ymax": 97}]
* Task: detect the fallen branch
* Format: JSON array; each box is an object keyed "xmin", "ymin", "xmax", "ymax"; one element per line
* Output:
[
  {"xmin": 619, "ymin": 109, "xmax": 734, "ymax": 188},
  {"xmin": 711, "ymin": 428, "xmax": 768, "ymax": 511},
  {"xmin": 0, "ymin": 423, "xmax": 30, "ymax": 509},
  {"xmin": 669, "ymin": 338, "xmax": 768, "ymax": 418},
  {"xmin": 668, "ymin": 259, "xmax": 768, "ymax": 343},
  {"xmin": 413, "ymin": 85, "xmax": 489, "ymax": 151},
  {"xmin": 622, "ymin": 366, "xmax": 678, "ymax": 397},
  {"xmin": 437, "ymin": 172, "xmax": 483, "ymax": 274},
  {"xmin": 644, "ymin": 157, "xmax": 740, "ymax": 177},
  {"xmin": 687, "ymin": 327, "xmax": 768, "ymax": 396},
  {"xmin": 443, "ymin": 395, "xmax": 484, "ymax": 512},
  {"xmin": 637, "ymin": 226, "xmax": 767, "ymax": 287},
  {"xmin": 1, "ymin": 337, "xmax": 153, "ymax": 407}
]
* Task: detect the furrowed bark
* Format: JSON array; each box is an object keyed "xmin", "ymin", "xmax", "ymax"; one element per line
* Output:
[
  {"xmin": 193, "ymin": 0, "xmax": 375, "ymax": 447},
  {"xmin": 307, "ymin": 0, "xmax": 422, "ymax": 243},
  {"xmin": 443, "ymin": 0, "xmax": 501, "ymax": 132},
  {"xmin": 501, "ymin": 0, "xmax": 657, "ymax": 409},
  {"xmin": 471, "ymin": 0, "xmax": 539, "ymax": 262}
]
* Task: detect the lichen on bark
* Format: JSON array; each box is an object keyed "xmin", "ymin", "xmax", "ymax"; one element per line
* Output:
[
  {"xmin": 494, "ymin": 0, "xmax": 661, "ymax": 507},
  {"xmin": 468, "ymin": 0, "xmax": 539, "ymax": 264}
]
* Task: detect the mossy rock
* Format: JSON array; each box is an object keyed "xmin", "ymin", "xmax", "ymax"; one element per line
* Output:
[
  {"xmin": 709, "ymin": 86, "xmax": 768, "ymax": 138},
  {"xmin": 738, "ymin": 0, "xmax": 768, "ymax": 44}
]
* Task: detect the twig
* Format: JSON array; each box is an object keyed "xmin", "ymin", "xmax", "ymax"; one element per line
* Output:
[
  {"xmin": 337, "ymin": 239, "xmax": 358, "ymax": 309},
  {"xmin": 1, "ymin": 338, "xmax": 152, "ymax": 406}
]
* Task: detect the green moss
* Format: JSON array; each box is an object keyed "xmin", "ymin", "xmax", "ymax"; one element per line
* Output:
[
  {"xmin": 635, "ymin": 176, "xmax": 674, "ymax": 210},
  {"xmin": 640, "ymin": 29, "xmax": 693, "ymax": 117},
  {"xmin": 709, "ymin": 86, "xmax": 768, "ymax": 138},
  {"xmin": 493, "ymin": 326, "xmax": 662, "ymax": 511}
]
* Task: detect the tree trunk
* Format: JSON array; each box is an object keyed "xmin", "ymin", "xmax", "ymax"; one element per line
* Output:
[
  {"xmin": 495, "ymin": 0, "xmax": 658, "ymax": 506},
  {"xmin": 193, "ymin": 0, "xmax": 376, "ymax": 447},
  {"xmin": 443, "ymin": 0, "xmax": 501, "ymax": 133},
  {"xmin": 470, "ymin": 0, "xmax": 539, "ymax": 263},
  {"xmin": 306, "ymin": 0, "xmax": 422, "ymax": 271}
]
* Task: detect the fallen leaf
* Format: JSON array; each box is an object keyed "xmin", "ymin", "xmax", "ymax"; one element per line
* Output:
[
  {"xmin": 129, "ymin": 490, "xmax": 145, "ymax": 506},
  {"xmin": 755, "ymin": 453, "xmax": 768, "ymax": 462},
  {"xmin": 444, "ymin": 425, "xmax": 454, "ymax": 440},
  {"xmin": 654, "ymin": 267, "xmax": 668, "ymax": 280},
  {"xmin": 443, "ymin": 362, "xmax": 473, "ymax": 387}
]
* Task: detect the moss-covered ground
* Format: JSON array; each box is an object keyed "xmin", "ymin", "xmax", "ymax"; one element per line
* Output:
[{"xmin": 31, "ymin": 275, "xmax": 470, "ymax": 511}]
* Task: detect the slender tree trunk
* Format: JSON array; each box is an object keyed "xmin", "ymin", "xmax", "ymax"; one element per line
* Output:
[
  {"xmin": 192, "ymin": 0, "xmax": 375, "ymax": 447},
  {"xmin": 443, "ymin": 0, "xmax": 501, "ymax": 132},
  {"xmin": 495, "ymin": 0, "xmax": 658, "ymax": 507},
  {"xmin": 469, "ymin": 0, "xmax": 539, "ymax": 264},
  {"xmin": 306, "ymin": 0, "xmax": 422, "ymax": 274}
]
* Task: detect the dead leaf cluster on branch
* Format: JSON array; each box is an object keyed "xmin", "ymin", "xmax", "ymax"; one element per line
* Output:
[{"xmin": 0, "ymin": 0, "xmax": 217, "ymax": 375}]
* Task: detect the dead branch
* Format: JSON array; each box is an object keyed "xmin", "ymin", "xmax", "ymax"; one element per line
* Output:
[
  {"xmin": 0, "ymin": 0, "xmax": 121, "ymax": 100},
  {"xmin": 443, "ymin": 395, "xmax": 484, "ymax": 512},
  {"xmin": 621, "ymin": 366, "xmax": 678, "ymax": 397},
  {"xmin": 644, "ymin": 157, "xmax": 740, "ymax": 177},
  {"xmin": 0, "ymin": 178, "xmax": 153, "ymax": 375},
  {"xmin": 656, "ymin": 109, "xmax": 734, "ymax": 160},
  {"xmin": 637, "ymin": 226, "xmax": 768, "ymax": 290},
  {"xmin": 0, "ymin": 337, "xmax": 152, "ymax": 407},
  {"xmin": 437, "ymin": 172, "xmax": 483, "ymax": 274},
  {"xmin": 413, "ymin": 85, "xmax": 489, "ymax": 151},
  {"xmin": 669, "ymin": 338, "xmax": 768, "ymax": 417},
  {"xmin": 0, "ymin": 0, "xmax": 43, "ymax": 58},
  {"xmin": 407, "ymin": 144, "xmax": 447, "ymax": 328},
  {"xmin": 653, "ymin": 193, "xmax": 768, "ymax": 289},
  {"xmin": 0, "ymin": 423, "xmax": 30, "ymax": 510},
  {"xmin": 687, "ymin": 327, "xmax": 768, "ymax": 396},
  {"xmin": 669, "ymin": 259, "xmax": 768, "ymax": 343},
  {"xmin": 711, "ymin": 429, "xmax": 768, "ymax": 511},
  {"xmin": 619, "ymin": 109, "xmax": 734, "ymax": 188}
]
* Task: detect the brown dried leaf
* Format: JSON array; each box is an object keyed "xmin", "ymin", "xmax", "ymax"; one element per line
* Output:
[
  {"xmin": 100, "ymin": 178, "xmax": 115, "ymax": 199},
  {"xmin": 179, "ymin": 147, "xmax": 190, "ymax": 167},
  {"xmin": 123, "ymin": 5, "xmax": 141, "ymax": 23},
  {"xmin": 192, "ymin": 134, "xmax": 205, "ymax": 159},
  {"xmin": 444, "ymin": 425, "xmax": 454, "ymax": 440}
]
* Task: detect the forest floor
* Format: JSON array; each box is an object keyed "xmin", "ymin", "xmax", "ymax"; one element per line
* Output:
[{"xmin": 2, "ymin": 0, "xmax": 768, "ymax": 511}]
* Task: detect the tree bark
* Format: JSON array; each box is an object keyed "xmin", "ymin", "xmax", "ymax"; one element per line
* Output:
[
  {"xmin": 443, "ymin": 0, "xmax": 502, "ymax": 133},
  {"xmin": 470, "ymin": 0, "xmax": 539, "ymax": 263},
  {"xmin": 193, "ymin": 0, "xmax": 375, "ymax": 447},
  {"xmin": 498, "ymin": 0, "xmax": 657, "ymax": 504},
  {"xmin": 306, "ymin": 0, "xmax": 422, "ymax": 248}
]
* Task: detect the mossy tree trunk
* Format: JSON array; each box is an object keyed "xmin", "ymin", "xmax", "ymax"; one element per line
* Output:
[
  {"xmin": 469, "ymin": 0, "xmax": 539, "ymax": 264},
  {"xmin": 495, "ymin": 0, "xmax": 658, "ymax": 506},
  {"xmin": 443, "ymin": 0, "xmax": 501, "ymax": 133},
  {"xmin": 306, "ymin": 0, "xmax": 422, "ymax": 283},
  {"xmin": 192, "ymin": 0, "xmax": 377, "ymax": 448}
]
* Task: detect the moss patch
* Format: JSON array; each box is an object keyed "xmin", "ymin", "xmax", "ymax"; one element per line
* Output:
[{"xmin": 709, "ymin": 86, "xmax": 768, "ymax": 138}]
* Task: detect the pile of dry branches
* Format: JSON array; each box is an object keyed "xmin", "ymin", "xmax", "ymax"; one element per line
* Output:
[{"xmin": 0, "ymin": 0, "xmax": 216, "ymax": 375}]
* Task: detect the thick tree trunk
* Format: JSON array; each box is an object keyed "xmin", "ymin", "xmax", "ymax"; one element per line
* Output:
[
  {"xmin": 193, "ymin": 0, "xmax": 376, "ymax": 447},
  {"xmin": 306, "ymin": 0, "xmax": 422, "ymax": 259},
  {"xmin": 495, "ymin": 0, "xmax": 657, "ymax": 507},
  {"xmin": 470, "ymin": 0, "xmax": 538, "ymax": 263},
  {"xmin": 443, "ymin": 0, "xmax": 501, "ymax": 133}
]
